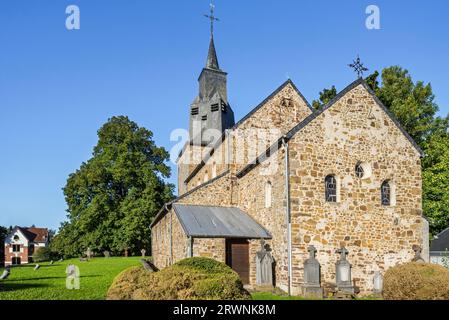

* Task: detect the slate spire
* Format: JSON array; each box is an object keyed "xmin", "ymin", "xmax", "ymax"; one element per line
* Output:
[{"xmin": 206, "ymin": 36, "xmax": 220, "ymax": 70}]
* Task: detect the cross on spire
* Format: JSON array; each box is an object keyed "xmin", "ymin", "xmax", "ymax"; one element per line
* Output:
[
  {"xmin": 348, "ymin": 55, "xmax": 369, "ymax": 78},
  {"xmin": 204, "ymin": 1, "xmax": 219, "ymax": 39}
]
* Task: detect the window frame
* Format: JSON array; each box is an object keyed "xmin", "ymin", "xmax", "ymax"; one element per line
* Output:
[
  {"xmin": 381, "ymin": 180, "xmax": 391, "ymax": 206},
  {"xmin": 325, "ymin": 175, "xmax": 338, "ymax": 203}
]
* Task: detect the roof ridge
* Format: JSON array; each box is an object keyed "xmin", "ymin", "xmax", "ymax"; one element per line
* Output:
[{"xmin": 237, "ymin": 77, "xmax": 423, "ymax": 178}]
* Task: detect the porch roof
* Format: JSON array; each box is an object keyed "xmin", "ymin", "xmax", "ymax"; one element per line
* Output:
[{"xmin": 173, "ymin": 204, "xmax": 272, "ymax": 239}]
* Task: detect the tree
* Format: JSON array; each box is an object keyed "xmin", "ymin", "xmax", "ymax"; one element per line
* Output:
[
  {"xmin": 52, "ymin": 116, "xmax": 174, "ymax": 257},
  {"xmin": 0, "ymin": 226, "xmax": 8, "ymax": 264},
  {"xmin": 422, "ymin": 133, "xmax": 449, "ymax": 234},
  {"xmin": 312, "ymin": 86, "xmax": 337, "ymax": 110},
  {"xmin": 367, "ymin": 67, "xmax": 448, "ymax": 147},
  {"xmin": 33, "ymin": 247, "xmax": 53, "ymax": 262}
]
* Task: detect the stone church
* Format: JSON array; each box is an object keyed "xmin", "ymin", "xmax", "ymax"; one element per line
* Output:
[{"xmin": 151, "ymin": 29, "xmax": 429, "ymax": 295}]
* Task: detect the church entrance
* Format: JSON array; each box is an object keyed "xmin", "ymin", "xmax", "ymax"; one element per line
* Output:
[{"xmin": 225, "ymin": 239, "xmax": 249, "ymax": 285}]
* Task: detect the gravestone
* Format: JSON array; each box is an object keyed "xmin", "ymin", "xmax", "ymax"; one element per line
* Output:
[
  {"xmin": 302, "ymin": 245, "xmax": 323, "ymax": 298},
  {"xmin": 66, "ymin": 264, "xmax": 77, "ymax": 277},
  {"xmin": 79, "ymin": 257, "xmax": 88, "ymax": 262},
  {"xmin": 34, "ymin": 264, "xmax": 40, "ymax": 271},
  {"xmin": 85, "ymin": 248, "xmax": 93, "ymax": 260},
  {"xmin": 373, "ymin": 271, "xmax": 383, "ymax": 296},
  {"xmin": 103, "ymin": 251, "xmax": 111, "ymax": 258},
  {"xmin": 255, "ymin": 239, "xmax": 274, "ymax": 286},
  {"xmin": 0, "ymin": 266, "xmax": 11, "ymax": 280},
  {"xmin": 49, "ymin": 260, "xmax": 54, "ymax": 265},
  {"xmin": 412, "ymin": 245, "xmax": 425, "ymax": 263},
  {"xmin": 141, "ymin": 249, "xmax": 146, "ymax": 258},
  {"xmin": 335, "ymin": 247, "xmax": 354, "ymax": 294},
  {"xmin": 58, "ymin": 258, "xmax": 64, "ymax": 262},
  {"xmin": 141, "ymin": 259, "xmax": 158, "ymax": 272}
]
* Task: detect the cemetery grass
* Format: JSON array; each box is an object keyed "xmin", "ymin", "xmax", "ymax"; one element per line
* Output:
[
  {"xmin": 251, "ymin": 292, "xmax": 307, "ymax": 300},
  {"xmin": 0, "ymin": 257, "xmax": 141, "ymax": 300}
]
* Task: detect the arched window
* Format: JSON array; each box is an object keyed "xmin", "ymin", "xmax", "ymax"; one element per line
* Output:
[
  {"xmin": 325, "ymin": 175, "xmax": 338, "ymax": 203},
  {"xmin": 13, "ymin": 235, "xmax": 19, "ymax": 241},
  {"xmin": 265, "ymin": 181, "xmax": 272, "ymax": 208},
  {"xmin": 381, "ymin": 180, "xmax": 391, "ymax": 206}
]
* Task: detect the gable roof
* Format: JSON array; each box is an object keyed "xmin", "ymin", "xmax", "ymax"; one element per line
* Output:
[
  {"xmin": 237, "ymin": 78, "xmax": 424, "ymax": 178},
  {"xmin": 173, "ymin": 204, "xmax": 272, "ymax": 239},
  {"xmin": 430, "ymin": 227, "xmax": 449, "ymax": 251},
  {"xmin": 183, "ymin": 79, "xmax": 313, "ymax": 184},
  {"xmin": 8, "ymin": 226, "xmax": 48, "ymax": 243}
]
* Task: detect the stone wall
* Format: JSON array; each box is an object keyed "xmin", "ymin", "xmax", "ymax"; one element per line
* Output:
[
  {"xmin": 237, "ymin": 147, "xmax": 290, "ymax": 291},
  {"xmin": 287, "ymin": 83, "xmax": 423, "ymax": 294},
  {"xmin": 182, "ymin": 172, "xmax": 234, "ymax": 206},
  {"xmin": 178, "ymin": 144, "xmax": 211, "ymax": 195},
  {"xmin": 151, "ymin": 208, "xmax": 188, "ymax": 269},
  {"xmin": 192, "ymin": 238, "xmax": 226, "ymax": 263}
]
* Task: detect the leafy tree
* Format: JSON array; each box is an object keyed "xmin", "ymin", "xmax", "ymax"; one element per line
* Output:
[
  {"xmin": 33, "ymin": 247, "xmax": 53, "ymax": 262},
  {"xmin": 367, "ymin": 67, "xmax": 448, "ymax": 147},
  {"xmin": 0, "ymin": 226, "xmax": 8, "ymax": 264},
  {"xmin": 312, "ymin": 86, "xmax": 337, "ymax": 110},
  {"xmin": 365, "ymin": 70, "xmax": 380, "ymax": 92},
  {"xmin": 422, "ymin": 133, "xmax": 449, "ymax": 234},
  {"xmin": 52, "ymin": 116, "xmax": 174, "ymax": 257}
]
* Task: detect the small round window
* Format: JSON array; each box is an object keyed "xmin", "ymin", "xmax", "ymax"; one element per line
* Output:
[
  {"xmin": 355, "ymin": 162, "xmax": 372, "ymax": 179},
  {"xmin": 355, "ymin": 163, "xmax": 365, "ymax": 178}
]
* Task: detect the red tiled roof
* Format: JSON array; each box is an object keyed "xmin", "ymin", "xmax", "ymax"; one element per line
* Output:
[{"xmin": 20, "ymin": 227, "xmax": 49, "ymax": 243}]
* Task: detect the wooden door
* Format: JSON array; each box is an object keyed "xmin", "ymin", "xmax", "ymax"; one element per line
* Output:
[{"xmin": 226, "ymin": 239, "xmax": 250, "ymax": 285}]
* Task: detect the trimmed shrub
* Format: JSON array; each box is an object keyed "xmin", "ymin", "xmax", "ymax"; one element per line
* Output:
[
  {"xmin": 107, "ymin": 257, "xmax": 251, "ymax": 300},
  {"xmin": 383, "ymin": 262, "xmax": 449, "ymax": 300}
]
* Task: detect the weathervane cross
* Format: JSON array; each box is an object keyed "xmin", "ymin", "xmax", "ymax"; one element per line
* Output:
[
  {"xmin": 348, "ymin": 55, "xmax": 369, "ymax": 78},
  {"xmin": 204, "ymin": 1, "xmax": 220, "ymax": 38}
]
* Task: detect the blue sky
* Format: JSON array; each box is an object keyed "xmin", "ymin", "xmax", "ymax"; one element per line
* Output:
[{"xmin": 0, "ymin": 0, "xmax": 448, "ymax": 230}]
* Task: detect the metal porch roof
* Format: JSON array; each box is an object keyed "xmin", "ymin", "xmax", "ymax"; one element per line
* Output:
[{"xmin": 173, "ymin": 204, "xmax": 272, "ymax": 239}]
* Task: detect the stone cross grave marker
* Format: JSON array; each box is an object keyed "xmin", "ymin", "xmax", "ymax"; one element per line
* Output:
[
  {"xmin": 335, "ymin": 247, "xmax": 354, "ymax": 294},
  {"xmin": 302, "ymin": 245, "xmax": 323, "ymax": 298},
  {"xmin": 255, "ymin": 239, "xmax": 274, "ymax": 286},
  {"xmin": 141, "ymin": 249, "xmax": 146, "ymax": 258}
]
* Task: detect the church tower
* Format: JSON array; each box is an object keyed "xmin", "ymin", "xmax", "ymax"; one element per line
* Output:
[
  {"xmin": 177, "ymin": 3, "xmax": 234, "ymax": 195},
  {"xmin": 189, "ymin": 18, "xmax": 235, "ymax": 146}
]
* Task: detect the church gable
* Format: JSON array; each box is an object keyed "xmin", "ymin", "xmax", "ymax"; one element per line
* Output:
[
  {"xmin": 301, "ymin": 80, "xmax": 422, "ymax": 158},
  {"xmin": 235, "ymin": 80, "xmax": 313, "ymax": 134}
]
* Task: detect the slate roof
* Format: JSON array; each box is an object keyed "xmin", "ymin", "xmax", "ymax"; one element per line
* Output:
[
  {"xmin": 173, "ymin": 204, "xmax": 271, "ymax": 239},
  {"xmin": 430, "ymin": 227, "xmax": 449, "ymax": 252}
]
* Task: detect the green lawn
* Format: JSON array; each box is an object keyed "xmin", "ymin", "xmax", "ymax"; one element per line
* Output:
[
  {"xmin": 0, "ymin": 257, "xmax": 141, "ymax": 300},
  {"xmin": 251, "ymin": 292, "xmax": 306, "ymax": 300}
]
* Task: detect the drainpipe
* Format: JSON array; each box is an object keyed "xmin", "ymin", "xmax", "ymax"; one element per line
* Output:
[{"xmin": 282, "ymin": 136, "xmax": 292, "ymax": 296}]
